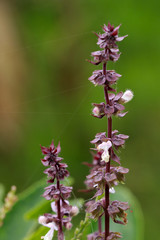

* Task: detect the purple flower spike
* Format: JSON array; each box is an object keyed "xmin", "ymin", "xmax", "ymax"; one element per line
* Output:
[
  {"xmin": 86, "ymin": 22, "xmax": 133, "ymax": 240},
  {"xmin": 39, "ymin": 141, "xmax": 78, "ymax": 240}
]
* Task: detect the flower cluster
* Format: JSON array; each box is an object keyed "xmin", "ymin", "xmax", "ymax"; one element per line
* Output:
[
  {"xmin": 39, "ymin": 141, "xmax": 79, "ymax": 240},
  {"xmin": 108, "ymin": 201, "xmax": 129, "ymax": 225},
  {"xmin": 89, "ymin": 70, "xmax": 121, "ymax": 87},
  {"xmin": 88, "ymin": 23, "xmax": 127, "ymax": 66},
  {"xmin": 84, "ymin": 22, "xmax": 133, "ymax": 239},
  {"xmin": 92, "ymin": 91, "xmax": 133, "ymax": 119}
]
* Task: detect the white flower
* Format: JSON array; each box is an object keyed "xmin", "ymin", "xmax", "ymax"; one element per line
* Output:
[
  {"xmin": 97, "ymin": 141, "xmax": 112, "ymax": 162},
  {"xmin": 109, "ymin": 187, "xmax": 115, "ymax": 194},
  {"xmin": 51, "ymin": 200, "xmax": 69, "ymax": 213},
  {"xmin": 51, "ymin": 202, "xmax": 57, "ymax": 213},
  {"xmin": 92, "ymin": 106, "xmax": 100, "ymax": 116},
  {"xmin": 38, "ymin": 215, "xmax": 58, "ymax": 240},
  {"xmin": 121, "ymin": 90, "xmax": 133, "ymax": 103}
]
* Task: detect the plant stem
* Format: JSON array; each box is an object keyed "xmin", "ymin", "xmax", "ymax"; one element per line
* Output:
[
  {"xmin": 56, "ymin": 164, "xmax": 64, "ymax": 240},
  {"xmin": 103, "ymin": 62, "xmax": 112, "ymax": 239},
  {"xmin": 98, "ymin": 216, "xmax": 102, "ymax": 234}
]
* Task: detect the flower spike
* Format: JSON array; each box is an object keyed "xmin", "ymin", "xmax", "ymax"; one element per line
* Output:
[{"xmin": 85, "ymin": 22, "xmax": 133, "ymax": 239}]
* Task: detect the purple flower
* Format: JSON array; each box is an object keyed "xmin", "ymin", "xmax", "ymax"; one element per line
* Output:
[
  {"xmin": 90, "ymin": 49, "xmax": 120, "ymax": 65},
  {"xmin": 97, "ymin": 22, "xmax": 127, "ymax": 49},
  {"xmin": 91, "ymin": 92, "xmax": 129, "ymax": 119},
  {"xmin": 108, "ymin": 201, "xmax": 129, "ymax": 225},
  {"xmin": 43, "ymin": 184, "xmax": 60, "ymax": 200},
  {"xmin": 92, "ymin": 103, "xmax": 106, "ymax": 118},
  {"xmin": 91, "ymin": 132, "xmax": 107, "ymax": 145},
  {"xmin": 111, "ymin": 130, "xmax": 129, "ymax": 149},
  {"xmin": 41, "ymin": 141, "xmax": 62, "ymax": 167},
  {"xmin": 39, "ymin": 140, "xmax": 79, "ymax": 240},
  {"xmin": 86, "ymin": 199, "xmax": 105, "ymax": 219},
  {"xmin": 86, "ymin": 21, "xmax": 131, "ymax": 240},
  {"xmin": 89, "ymin": 70, "xmax": 121, "ymax": 87}
]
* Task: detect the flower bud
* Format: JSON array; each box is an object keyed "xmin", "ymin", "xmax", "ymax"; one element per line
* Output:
[
  {"xmin": 70, "ymin": 206, "xmax": 79, "ymax": 217},
  {"xmin": 109, "ymin": 187, "xmax": 115, "ymax": 194},
  {"xmin": 38, "ymin": 216, "xmax": 47, "ymax": 225},
  {"xmin": 66, "ymin": 222, "xmax": 72, "ymax": 230},
  {"xmin": 121, "ymin": 90, "xmax": 133, "ymax": 103}
]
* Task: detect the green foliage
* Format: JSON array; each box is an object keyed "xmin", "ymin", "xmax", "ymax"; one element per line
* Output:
[
  {"xmin": 71, "ymin": 213, "xmax": 90, "ymax": 240},
  {"xmin": 0, "ymin": 179, "xmax": 45, "ymax": 240}
]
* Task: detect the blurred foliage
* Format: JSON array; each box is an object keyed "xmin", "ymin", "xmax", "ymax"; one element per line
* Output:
[
  {"xmin": 0, "ymin": 181, "xmax": 143, "ymax": 240},
  {"xmin": 0, "ymin": 0, "xmax": 159, "ymax": 239}
]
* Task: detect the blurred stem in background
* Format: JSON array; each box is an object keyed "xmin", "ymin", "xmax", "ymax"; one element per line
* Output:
[{"xmin": 0, "ymin": 0, "xmax": 26, "ymax": 148}]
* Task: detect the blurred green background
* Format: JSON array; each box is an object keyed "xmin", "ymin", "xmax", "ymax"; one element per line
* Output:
[{"xmin": 0, "ymin": 0, "xmax": 159, "ymax": 239}]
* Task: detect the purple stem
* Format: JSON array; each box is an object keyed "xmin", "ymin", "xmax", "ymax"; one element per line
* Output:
[
  {"xmin": 103, "ymin": 62, "xmax": 112, "ymax": 239},
  {"xmin": 56, "ymin": 165, "xmax": 64, "ymax": 240},
  {"xmin": 98, "ymin": 216, "xmax": 102, "ymax": 234}
]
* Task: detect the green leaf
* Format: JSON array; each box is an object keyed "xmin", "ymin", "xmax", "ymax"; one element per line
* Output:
[
  {"xmin": 24, "ymin": 226, "xmax": 53, "ymax": 240},
  {"xmin": 110, "ymin": 186, "xmax": 144, "ymax": 240},
  {"xmin": 25, "ymin": 200, "xmax": 50, "ymax": 220},
  {"xmin": 0, "ymin": 179, "xmax": 46, "ymax": 240}
]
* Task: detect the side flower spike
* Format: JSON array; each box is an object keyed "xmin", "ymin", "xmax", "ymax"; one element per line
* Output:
[{"xmin": 97, "ymin": 141, "xmax": 112, "ymax": 162}]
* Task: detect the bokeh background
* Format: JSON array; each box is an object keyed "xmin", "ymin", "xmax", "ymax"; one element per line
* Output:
[{"xmin": 0, "ymin": 0, "xmax": 159, "ymax": 239}]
